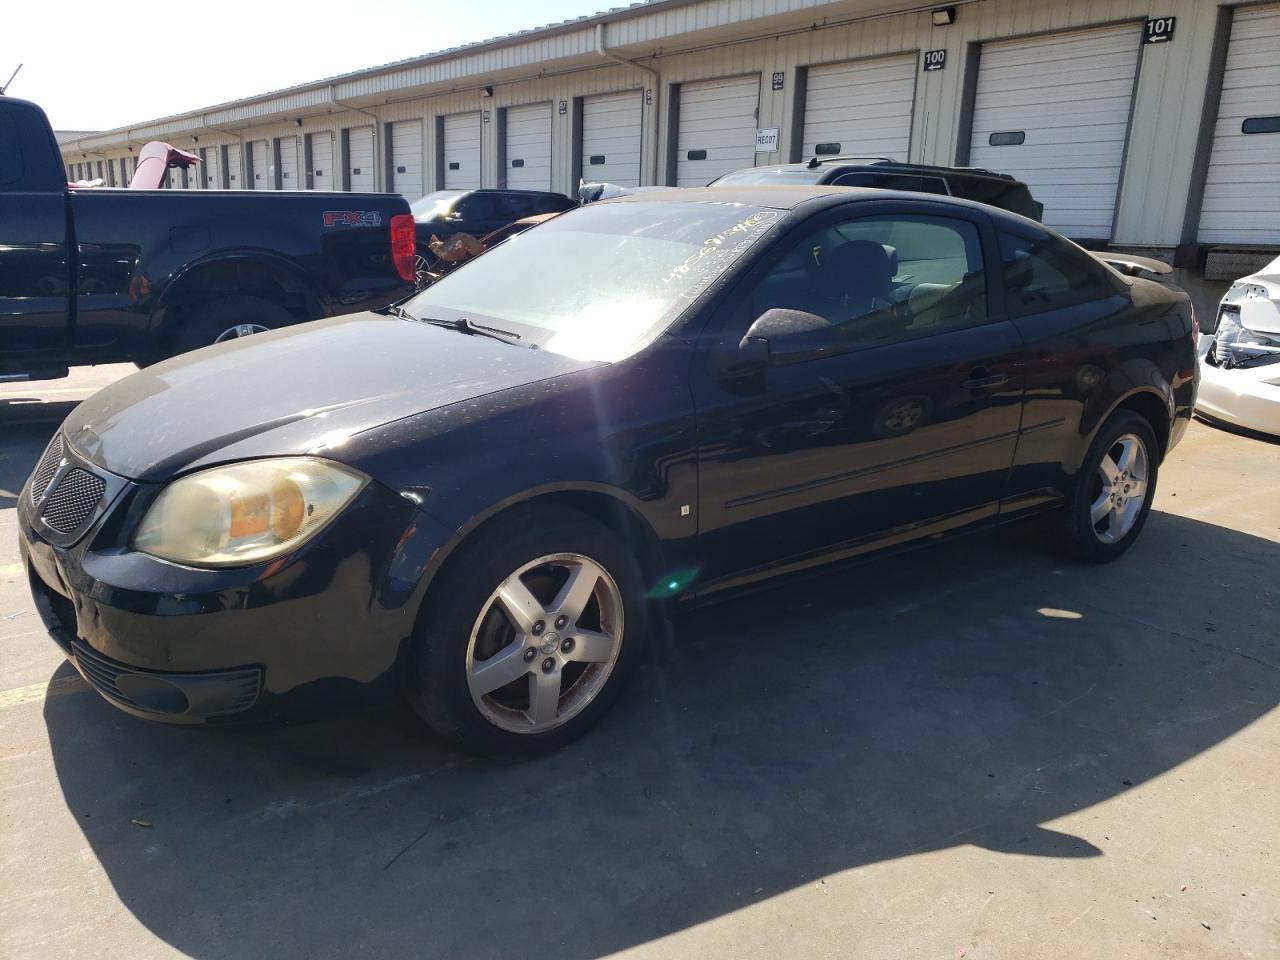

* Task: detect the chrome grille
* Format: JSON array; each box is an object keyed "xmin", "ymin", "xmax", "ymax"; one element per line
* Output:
[
  {"xmin": 29, "ymin": 432, "xmax": 65, "ymax": 505},
  {"xmin": 40, "ymin": 468, "xmax": 106, "ymax": 534}
]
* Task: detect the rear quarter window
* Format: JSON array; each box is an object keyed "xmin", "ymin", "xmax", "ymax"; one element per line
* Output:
[{"xmin": 999, "ymin": 229, "xmax": 1122, "ymax": 318}]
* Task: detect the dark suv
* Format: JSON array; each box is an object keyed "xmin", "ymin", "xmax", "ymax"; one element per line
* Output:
[{"xmin": 711, "ymin": 157, "xmax": 1042, "ymax": 221}]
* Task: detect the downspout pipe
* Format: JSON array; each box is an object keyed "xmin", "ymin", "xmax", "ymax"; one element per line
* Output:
[
  {"xmin": 595, "ymin": 22, "xmax": 659, "ymax": 186},
  {"xmin": 331, "ymin": 84, "xmax": 383, "ymax": 191},
  {"xmin": 201, "ymin": 114, "xmax": 246, "ymax": 188}
]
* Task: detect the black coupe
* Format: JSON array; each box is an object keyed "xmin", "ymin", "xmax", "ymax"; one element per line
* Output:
[{"xmin": 19, "ymin": 187, "xmax": 1198, "ymax": 753}]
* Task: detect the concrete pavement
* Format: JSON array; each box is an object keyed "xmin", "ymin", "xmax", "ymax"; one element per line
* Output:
[{"xmin": 1, "ymin": 364, "xmax": 1277, "ymax": 960}]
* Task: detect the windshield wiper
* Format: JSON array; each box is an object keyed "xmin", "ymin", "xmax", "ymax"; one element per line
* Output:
[
  {"xmin": 416, "ymin": 315, "xmax": 524, "ymax": 344},
  {"xmin": 389, "ymin": 303, "xmax": 525, "ymax": 345}
]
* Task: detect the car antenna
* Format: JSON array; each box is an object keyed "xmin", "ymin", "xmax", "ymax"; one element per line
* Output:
[
  {"xmin": 805, "ymin": 156, "xmax": 821, "ymax": 169},
  {"xmin": 0, "ymin": 63, "xmax": 22, "ymax": 95}
]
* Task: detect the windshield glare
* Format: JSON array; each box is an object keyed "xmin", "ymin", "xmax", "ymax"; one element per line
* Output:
[
  {"xmin": 410, "ymin": 190, "xmax": 466, "ymax": 218},
  {"xmin": 405, "ymin": 201, "xmax": 781, "ymax": 361}
]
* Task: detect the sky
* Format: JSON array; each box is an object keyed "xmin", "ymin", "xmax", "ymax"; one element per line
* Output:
[{"xmin": 2, "ymin": 0, "xmax": 608, "ymax": 132}]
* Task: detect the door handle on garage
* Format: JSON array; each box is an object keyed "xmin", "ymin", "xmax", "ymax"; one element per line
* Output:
[{"xmin": 962, "ymin": 371, "xmax": 1009, "ymax": 390}]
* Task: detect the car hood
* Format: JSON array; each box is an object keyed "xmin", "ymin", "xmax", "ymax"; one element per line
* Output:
[{"xmin": 62, "ymin": 313, "xmax": 597, "ymax": 482}]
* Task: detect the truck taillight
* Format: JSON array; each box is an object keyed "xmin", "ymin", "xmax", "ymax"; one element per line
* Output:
[{"xmin": 390, "ymin": 214, "xmax": 416, "ymax": 284}]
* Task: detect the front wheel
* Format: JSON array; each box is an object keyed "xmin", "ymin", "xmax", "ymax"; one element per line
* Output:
[
  {"xmin": 406, "ymin": 509, "xmax": 646, "ymax": 755},
  {"xmin": 1051, "ymin": 410, "xmax": 1160, "ymax": 563}
]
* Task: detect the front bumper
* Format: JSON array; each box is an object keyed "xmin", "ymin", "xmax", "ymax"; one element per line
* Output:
[
  {"xmin": 1195, "ymin": 358, "xmax": 1280, "ymax": 438},
  {"xmin": 18, "ymin": 439, "xmax": 453, "ymax": 723}
]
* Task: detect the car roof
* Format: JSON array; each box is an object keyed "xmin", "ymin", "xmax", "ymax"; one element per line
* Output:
[
  {"xmin": 603, "ymin": 184, "xmax": 1050, "ymax": 232},
  {"xmin": 750, "ymin": 159, "xmax": 1020, "ymax": 183},
  {"xmin": 606, "ymin": 185, "xmax": 851, "ymax": 209}
]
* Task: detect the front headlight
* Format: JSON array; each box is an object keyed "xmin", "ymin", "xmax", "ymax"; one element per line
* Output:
[{"xmin": 132, "ymin": 458, "xmax": 367, "ymax": 567}]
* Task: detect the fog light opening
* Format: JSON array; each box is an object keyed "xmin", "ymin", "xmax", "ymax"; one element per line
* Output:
[{"xmin": 115, "ymin": 674, "xmax": 191, "ymax": 714}]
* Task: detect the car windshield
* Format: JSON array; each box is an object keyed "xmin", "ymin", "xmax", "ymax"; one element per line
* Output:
[
  {"xmin": 404, "ymin": 201, "xmax": 781, "ymax": 361},
  {"xmin": 711, "ymin": 167, "xmax": 823, "ymax": 186},
  {"xmin": 411, "ymin": 190, "xmax": 466, "ymax": 218}
]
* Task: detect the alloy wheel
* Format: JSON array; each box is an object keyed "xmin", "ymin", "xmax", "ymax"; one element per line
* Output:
[
  {"xmin": 465, "ymin": 553, "xmax": 624, "ymax": 734},
  {"xmin": 1089, "ymin": 432, "xmax": 1149, "ymax": 544}
]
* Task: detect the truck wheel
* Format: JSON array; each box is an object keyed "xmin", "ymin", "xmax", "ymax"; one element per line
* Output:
[
  {"xmin": 170, "ymin": 295, "xmax": 296, "ymax": 358},
  {"xmin": 406, "ymin": 508, "xmax": 646, "ymax": 756}
]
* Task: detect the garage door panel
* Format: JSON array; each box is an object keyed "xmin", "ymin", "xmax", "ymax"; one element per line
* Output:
[
  {"xmin": 582, "ymin": 90, "xmax": 642, "ymax": 187},
  {"xmin": 279, "ymin": 137, "xmax": 299, "ymax": 189},
  {"xmin": 307, "ymin": 134, "xmax": 334, "ymax": 191},
  {"xmin": 348, "ymin": 126, "xmax": 375, "ymax": 192},
  {"xmin": 1199, "ymin": 3, "xmax": 1280, "ymax": 245},
  {"xmin": 391, "ymin": 120, "xmax": 424, "ymax": 200},
  {"xmin": 505, "ymin": 102, "xmax": 552, "ymax": 191},
  {"xmin": 443, "ymin": 113, "xmax": 481, "ymax": 190},
  {"xmin": 968, "ymin": 23, "xmax": 1141, "ymax": 239},
  {"xmin": 802, "ymin": 55, "xmax": 915, "ymax": 161},
  {"xmin": 204, "ymin": 150, "xmax": 221, "ymax": 189},
  {"xmin": 254, "ymin": 141, "xmax": 267, "ymax": 190},
  {"xmin": 225, "ymin": 145, "xmax": 242, "ymax": 189},
  {"xmin": 677, "ymin": 76, "xmax": 759, "ymax": 187}
]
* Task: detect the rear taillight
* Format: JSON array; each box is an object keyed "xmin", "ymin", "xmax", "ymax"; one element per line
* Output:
[{"xmin": 390, "ymin": 214, "xmax": 416, "ymax": 284}]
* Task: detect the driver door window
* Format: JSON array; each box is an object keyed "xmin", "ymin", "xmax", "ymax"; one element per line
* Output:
[{"xmin": 749, "ymin": 214, "xmax": 989, "ymax": 348}]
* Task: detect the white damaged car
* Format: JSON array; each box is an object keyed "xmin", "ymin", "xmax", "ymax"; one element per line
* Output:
[{"xmin": 1197, "ymin": 254, "xmax": 1280, "ymax": 438}]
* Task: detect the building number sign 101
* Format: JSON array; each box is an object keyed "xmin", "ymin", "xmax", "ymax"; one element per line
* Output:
[{"xmin": 1144, "ymin": 17, "xmax": 1175, "ymax": 44}]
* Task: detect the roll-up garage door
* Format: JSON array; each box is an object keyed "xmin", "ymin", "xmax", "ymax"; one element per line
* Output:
[
  {"xmin": 225, "ymin": 144, "xmax": 242, "ymax": 189},
  {"xmin": 677, "ymin": 75, "xmax": 760, "ymax": 187},
  {"xmin": 248, "ymin": 141, "xmax": 269, "ymax": 190},
  {"xmin": 967, "ymin": 23, "xmax": 1141, "ymax": 239},
  {"xmin": 1198, "ymin": 3, "xmax": 1280, "ymax": 245},
  {"xmin": 581, "ymin": 91, "xmax": 642, "ymax": 187},
  {"xmin": 390, "ymin": 120, "xmax": 424, "ymax": 200},
  {"xmin": 203, "ymin": 148, "xmax": 221, "ymax": 189},
  {"xmin": 348, "ymin": 126, "xmax": 375, "ymax": 192},
  {"xmin": 443, "ymin": 113, "xmax": 482, "ymax": 190},
  {"xmin": 505, "ymin": 102, "xmax": 552, "ymax": 190},
  {"xmin": 278, "ymin": 136, "xmax": 300, "ymax": 189},
  {"xmin": 802, "ymin": 54, "xmax": 916, "ymax": 161},
  {"xmin": 307, "ymin": 133, "xmax": 334, "ymax": 191}
]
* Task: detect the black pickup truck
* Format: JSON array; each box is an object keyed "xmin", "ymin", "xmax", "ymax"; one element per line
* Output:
[{"xmin": 1, "ymin": 96, "xmax": 415, "ymax": 381}]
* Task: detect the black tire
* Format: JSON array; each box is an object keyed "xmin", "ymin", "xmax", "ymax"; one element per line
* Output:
[
  {"xmin": 169, "ymin": 295, "xmax": 296, "ymax": 358},
  {"xmin": 1051, "ymin": 409, "xmax": 1160, "ymax": 563},
  {"xmin": 406, "ymin": 507, "xmax": 647, "ymax": 756}
]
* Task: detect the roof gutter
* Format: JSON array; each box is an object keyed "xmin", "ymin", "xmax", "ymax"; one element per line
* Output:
[
  {"xmin": 331, "ymin": 85, "xmax": 382, "ymax": 191},
  {"xmin": 596, "ymin": 22, "xmax": 659, "ymax": 186}
]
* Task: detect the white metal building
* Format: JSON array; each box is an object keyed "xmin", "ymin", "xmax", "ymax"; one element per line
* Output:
[{"xmin": 57, "ymin": 0, "xmax": 1280, "ymax": 258}]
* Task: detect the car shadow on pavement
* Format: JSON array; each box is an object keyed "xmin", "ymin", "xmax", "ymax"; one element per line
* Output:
[{"xmin": 42, "ymin": 510, "xmax": 1279, "ymax": 960}]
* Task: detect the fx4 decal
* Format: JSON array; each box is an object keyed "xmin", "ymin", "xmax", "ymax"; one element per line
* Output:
[{"xmin": 323, "ymin": 210, "xmax": 383, "ymax": 227}]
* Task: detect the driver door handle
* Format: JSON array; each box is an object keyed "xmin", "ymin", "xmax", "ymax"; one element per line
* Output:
[{"xmin": 962, "ymin": 370, "xmax": 1009, "ymax": 390}]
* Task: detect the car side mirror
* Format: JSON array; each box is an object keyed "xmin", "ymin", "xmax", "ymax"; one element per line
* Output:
[{"xmin": 738, "ymin": 308, "xmax": 838, "ymax": 366}]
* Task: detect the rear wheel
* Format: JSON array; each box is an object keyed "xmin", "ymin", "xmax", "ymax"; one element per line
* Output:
[
  {"xmin": 169, "ymin": 295, "xmax": 295, "ymax": 358},
  {"xmin": 406, "ymin": 509, "xmax": 646, "ymax": 755},
  {"xmin": 1052, "ymin": 410, "xmax": 1159, "ymax": 563}
]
